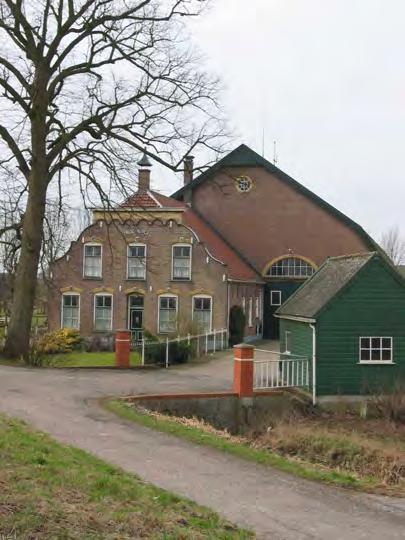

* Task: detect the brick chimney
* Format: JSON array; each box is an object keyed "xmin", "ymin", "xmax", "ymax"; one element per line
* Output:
[
  {"xmin": 138, "ymin": 152, "xmax": 152, "ymax": 191},
  {"xmin": 183, "ymin": 155, "xmax": 194, "ymax": 185}
]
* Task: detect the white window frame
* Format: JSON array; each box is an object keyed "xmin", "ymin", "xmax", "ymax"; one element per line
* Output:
[
  {"xmin": 267, "ymin": 257, "xmax": 315, "ymax": 278},
  {"xmin": 192, "ymin": 294, "xmax": 213, "ymax": 333},
  {"xmin": 241, "ymin": 296, "xmax": 246, "ymax": 314},
  {"xmin": 127, "ymin": 243, "xmax": 147, "ymax": 280},
  {"xmin": 158, "ymin": 294, "xmax": 178, "ymax": 334},
  {"xmin": 284, "ymin": 330, "xmax": 291, "ymax": 354},
  {"xmin": 359, "ymin": 336, "xmax": 394, "ymax": 364},
  {"xmin": 171, "ymin": 243, "xmax": 192, "ymax": 281},
  {"xmin": 93, "ymin": 293, "xmax": 113, "ymax": 332},
  {"xmin": 83, "ymin": 242, "xmax": 103, "ymax": 278},
  {"xmin": 60, "ymin": 292, "xmax": 80, "ymax": 329},
  {"xmin": 270, "ymin": 290, "xmax": 282, "ymax": 306},
  {"xmin": 248, "ymin": 297, "xmax": 253, "ymax": 327}
]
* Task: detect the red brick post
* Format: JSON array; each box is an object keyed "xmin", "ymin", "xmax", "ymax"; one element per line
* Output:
[
  {"xmin": 115, "ymin": 330, "xmax": 131, "ymax": 368},
  {"xmin": 233, "ymin": 343, "xmax": 254, "ymax": 398}
]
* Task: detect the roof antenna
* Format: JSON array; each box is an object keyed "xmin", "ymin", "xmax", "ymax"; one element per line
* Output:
[
  {"xmin": 273, "ymin": 140, "xmax": 278, "ymax": 165},
  {"xmin": 261, "ymin": 127, "xmax": 265, "ymax": 157}
]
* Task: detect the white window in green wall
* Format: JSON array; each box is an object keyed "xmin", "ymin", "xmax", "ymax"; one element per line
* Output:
[
  {"xmin": 270, "ymin": 290, "xmax": 282, "ymax": 306},
  {"xmin": 61, "ymin": 293, "xmax": 80, "ymax": 329},
  {"xmin": 359, "ymin": 337, "xmax": 393, "ymax": 363},
  {"xmin": 193, "ymin": 296, "xmax": 212, "ymax": 332},
  {"xmin": 94, "ymin": 294, "xmax": 113, "ymax": 331}
]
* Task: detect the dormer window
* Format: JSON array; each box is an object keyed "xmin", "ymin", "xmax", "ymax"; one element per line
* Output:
[
  {"xmin": 83, "ymin": 244, "xmax": 102, "ymax": 278},
  {"xmin": 172, "ymin": 244, "xmax": 192, "ymax": 280},
  {"xmin": 127, "ymin": 244, "xmax": 146, "ymax": 280}
]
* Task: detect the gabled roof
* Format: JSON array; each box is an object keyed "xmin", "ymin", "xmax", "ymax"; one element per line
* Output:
[
  {"xmin": 397, "ymin": 265, "xmax": 405, "ymax": 278},
  {"xmin": 276, "ymin": 252, "xmax": 376, "ymax": 319},
  {"xmin": 182, "ymin": 208, "xmax": 261, "ymax": 282},
  {"xmin": 118, "ymin": 188, "xmax": 260, "ymax": 282},
  {"xmin": 120, "ymin": 190, "xmax": 161, "ymax": 209},
  {"xmin": 172, "ymin": 144, "xmax": 379, "ymax": 252}
]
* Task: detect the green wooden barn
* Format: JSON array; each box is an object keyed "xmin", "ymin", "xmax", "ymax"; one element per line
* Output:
[{"xmin": 275, "ymin": 252, "xmax": 405, "ymax": 403}]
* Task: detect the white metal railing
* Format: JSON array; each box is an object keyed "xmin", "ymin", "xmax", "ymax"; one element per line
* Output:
[
  {"xmin": 132, "ymin": 328, "xmax": 228, "ymax": 367},
  {"xmin": 254, "ymin": 349, "xmax": 310, "ymax": 390}
]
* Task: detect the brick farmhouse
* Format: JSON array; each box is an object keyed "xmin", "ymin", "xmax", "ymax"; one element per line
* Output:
[{"xmin": 48, "ymin": 144, "xmax": 376, "ymax": 342}]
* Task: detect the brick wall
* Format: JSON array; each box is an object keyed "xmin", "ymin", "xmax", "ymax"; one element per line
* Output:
[
  {"xmin": 191, "ymin": 166, "xmax": 371, "ymax": 274},
  {"xmin": 48, "ymin": 219, "xmax": 228, "ymax": 337},
  {"xmin": 229, "ymin": 282, "xmax": 264, "ymax": 339}
]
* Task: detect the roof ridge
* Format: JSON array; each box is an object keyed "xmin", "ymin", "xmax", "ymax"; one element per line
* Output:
[
  {"xmin": 171, "ymin": 144, "xmax": 380, "ymax": 255},
  {"xmin": 326, "ymin": 251, "xmax": 377, "ymax": 261}
]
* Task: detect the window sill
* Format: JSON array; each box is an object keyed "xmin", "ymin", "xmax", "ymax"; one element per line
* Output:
[
  {"xmin": 83, "ymin": 276, "xmax": 103, "ymax": 280},
  {"xmin": 170, "ymin": 279, "xmax": 192, "ymax": 283},
  {"xmin": 358, "ymin": 361, "xmax": 395, "ymax": 365}
]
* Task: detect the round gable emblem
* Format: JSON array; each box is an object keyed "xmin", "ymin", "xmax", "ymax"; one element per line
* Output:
[{"xmin": 235, "ymin": 175, "xmax": 253, "ymax": 193}]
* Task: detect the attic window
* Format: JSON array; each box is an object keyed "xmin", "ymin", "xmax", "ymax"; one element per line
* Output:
[
  {"xmin": 235, "ymin": 175, "xmax": 253, "ymax": 193},
  {"xmin": 266, "ymin": 257, "xmax": 315, "ymax": 278}
]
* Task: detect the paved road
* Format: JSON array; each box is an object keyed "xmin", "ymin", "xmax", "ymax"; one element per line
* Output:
[{"xmin": 0, "ymin": 351, "xmax": 404, "ymax": 539}]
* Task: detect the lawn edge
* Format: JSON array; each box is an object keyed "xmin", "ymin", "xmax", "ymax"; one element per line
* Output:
[
  {"xmin": 0, "ymin": 413, "xmax": 254, "ymax": 539},
  {"xmin": 103, "ymin": 398, "xmax": 381, "ymax": 493}
]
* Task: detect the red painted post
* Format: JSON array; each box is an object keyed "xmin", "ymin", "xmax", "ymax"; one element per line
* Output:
[
  {"xmin": 115, "ymin": 330, "xmax": 131, "ymax": 368},
  {"xmin": 233, "ymin": 343, "xmax": 254, "ymax": 397}
]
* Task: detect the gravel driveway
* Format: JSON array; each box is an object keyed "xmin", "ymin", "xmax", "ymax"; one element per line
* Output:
[{"xmin": 0, "ymin": 351, "xmax": 404, "ymax": 539}]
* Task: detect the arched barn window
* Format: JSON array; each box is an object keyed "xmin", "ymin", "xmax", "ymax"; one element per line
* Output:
[{"xmin": 265, "ymin": 257, "xmax": 315, "ymax": 278}]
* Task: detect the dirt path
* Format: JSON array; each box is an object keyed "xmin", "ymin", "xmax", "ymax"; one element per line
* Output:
[{"xmin": 0, "ymin": 352, "xmax": 404, "ymax": 539}]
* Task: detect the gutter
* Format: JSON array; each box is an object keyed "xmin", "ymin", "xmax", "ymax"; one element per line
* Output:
[
  {"xmin": 274, "ymin": 314, "xmax": 316, "ymax": 324},
  {"xmin": 309, "ymin": 323, "xmax": 317, "ymax": 405}
]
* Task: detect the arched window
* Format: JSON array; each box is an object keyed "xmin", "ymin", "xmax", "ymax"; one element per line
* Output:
[{"xmin": 265, "ymin": 256, "xmax": 315, "ymax": 278}]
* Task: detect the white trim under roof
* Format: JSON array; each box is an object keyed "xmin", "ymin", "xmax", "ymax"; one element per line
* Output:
[
  {"xmin": 90, "ymin": 206, "xmax": 185, "ymax": 213},
  {"xmin": 274, "ymin": 314, "xmax": 316, "ymax": 324},
  {"xmin": 146, "ymin": 190, "xmax": 163, "ymax": 207}
]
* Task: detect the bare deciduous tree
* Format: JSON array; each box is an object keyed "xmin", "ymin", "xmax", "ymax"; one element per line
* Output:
[
  {"xmin": 0, "ymin": 0, "xmax": 227, "ymax": 357},
  {"xmin": 381, "ymin": 226, "xmax": 405, "ymax": 265}
]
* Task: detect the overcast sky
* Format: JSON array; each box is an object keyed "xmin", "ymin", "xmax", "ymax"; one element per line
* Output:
[{"xmin": 153, "ymin": 0, "xmax": 405, "ymax": 242}]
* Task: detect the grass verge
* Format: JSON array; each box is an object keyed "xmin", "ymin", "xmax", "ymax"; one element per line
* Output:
[
  {"xmin": 105, "ymin": 399, "xmax": 373, "ymax": 492},
  {"xmin": 47, "ymin": 350, "xmax": 142, "ymax": 367},
  {"xmin": 0, "ymin": 414, "xmax": 253, "ymax": 539},
  {"xmin": 0, "ymin": 351, "xmax": 142, "ymax": 368}
]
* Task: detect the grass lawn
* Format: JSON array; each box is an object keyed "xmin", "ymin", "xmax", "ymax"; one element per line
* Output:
[
  {"xmin": 47, "ymin": 350, "xmax": 142, "ymax": 368},
  {"xmin": 0, "ymin": 351, "xmax": 142, "ymax": 368},
  {"xmin": 0, "ymin": 414, "xmax": 253, "ymax": 539},
  {"xmin": 105, "ymin": 400, "xmax": 405, "ymax": 496}
]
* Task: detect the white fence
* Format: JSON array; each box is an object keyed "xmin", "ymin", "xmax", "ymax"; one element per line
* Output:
[
  {"xmin": 132, "ymin": 328, "xmax": 228, "ymax": 367},
  {"xmin": 254, "ymin": 349, "xmax": 310, "ymax": 390}
]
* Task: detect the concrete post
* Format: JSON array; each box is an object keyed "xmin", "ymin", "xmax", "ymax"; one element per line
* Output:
[
  {"xmin": 233, "ymin": 343, "xmax": 254, "ymax": 398},
  {"xmin": 115, "ymin": 330, "xmax": 131, "ymax": 368}
]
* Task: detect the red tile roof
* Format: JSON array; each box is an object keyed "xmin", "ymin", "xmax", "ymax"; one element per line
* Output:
[
  {"xmin": 150, "ymin": 191, "xmax": 186, "ymax": 208},
  {"xmin": 182, "ymin": 208, "xmax": 259, "ymax": 282},
  {"xmin": 120, "ymin": 191, "xmax": 160, "ymax": 208},
  {"xmin": 119, "ymin": 189, "xmax": 259, "ymax": 282}
]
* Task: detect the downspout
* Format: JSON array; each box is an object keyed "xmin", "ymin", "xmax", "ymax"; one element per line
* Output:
[
  {"xmin": 226, "ymin": 277, "xmax": 230, "ymax": 334},
  {"xmin": 309, "ymin": 323, "xmax": 317, "ymax": 405}
]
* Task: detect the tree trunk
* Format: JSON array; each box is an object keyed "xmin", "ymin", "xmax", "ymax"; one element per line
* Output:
[
  {"xmin": 3, "ymin": 180, "xmax": 47, "ymax": 358},
  {"xmin": 4, "ymin": 65, "xmax": 49, "ymax": 359}
]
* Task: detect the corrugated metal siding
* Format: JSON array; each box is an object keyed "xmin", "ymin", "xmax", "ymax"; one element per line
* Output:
[{"xmin": 317, "ymin": 258, "xmax": 405, "ymax": 396}]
